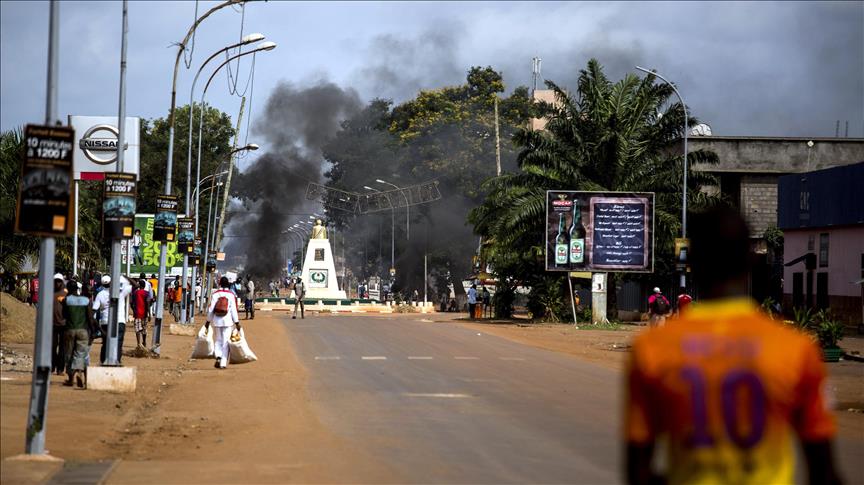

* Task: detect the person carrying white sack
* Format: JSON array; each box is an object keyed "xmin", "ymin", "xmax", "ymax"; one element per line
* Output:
[{"xmin": 205, "ymin": 276, "xmax": 241, "ymax": 369}]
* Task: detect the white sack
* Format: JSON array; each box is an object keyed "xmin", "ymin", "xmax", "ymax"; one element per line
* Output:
[
  {"xmin": 190, "ymin": 324, "xmax": 214, "ymax": 359},
  {"xmin": 228, "ymin": 328, "xmax": 257, "ymax": 364}
]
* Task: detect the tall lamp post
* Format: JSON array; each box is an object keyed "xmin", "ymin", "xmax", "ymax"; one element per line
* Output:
[
  {"xmin": 181, "ymin": 33, "xmax": 265, "ymax": 325},
  {"xmin": 376, "ymin": 178, "xmax": 409, "ymax": 240},
  {"xmin": 635, "ymin": 65, "xmax": 689, "ymax": 290},
  {"xmin": 154, "ymin": 0, "xmax": 256, "ymax": 352},
  {"xmin": 364, "ymin": 186, "xmax": 394, "ymax": 276}
]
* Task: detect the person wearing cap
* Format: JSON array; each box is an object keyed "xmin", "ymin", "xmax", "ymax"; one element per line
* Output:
[
  {"xmin": 93, "ymin": 275, "xmax": 130, "ymax": 364},
  {"xmin": 205, "ymin": 276, "xmax": 241, "ymax": 369},
  {"xmin": 62, "ymin": 279, "xmax": 96, "ymax": 388},
  {"xmin": 647, "ymin": 287, "xmax": 670, "ymax": 327},
  {"xmin": 51, "ymin": 273, "xmax": 67, "ymax": 375}
]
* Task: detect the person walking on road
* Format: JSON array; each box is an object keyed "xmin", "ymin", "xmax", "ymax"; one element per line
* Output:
[
  {"xmin": 62, "ymin": 280, "xmax": 96, "ymax": 389},
  {"xmin": 244, "ymin": 275, "xmax": 256, "ymax": 320},
  {"xmin": 647, "ymin": 287, "xmax": 670, "ymax": 327},
  {"xmin": 467, "ymin": 284, "xmax": 478, "ymax": 320},
  {"xmin": 205, "ymin": 276, "xmax": 241, "ymax": 369},
  {"xmin": 131, "ymin": 280, "xmax": 152, "ymax": 348},
  {"xmin": 51, "ymin": 273, "xmax": 67, "ymax": 375},
  {"xmin": 293, "ymin": 277, "xmax": 306, "ymax": 319},
  {"xmin": 625, "ymin": 207, "xmax": 842, "ymax": 485},
  {"xmin": 481, "ymin": 286, "xmax": 492, "ymax": 318}
]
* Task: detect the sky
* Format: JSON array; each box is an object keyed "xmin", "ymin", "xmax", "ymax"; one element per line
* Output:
[{"xmin": 2, "ymin": 0, "xmax": 863, "ymax": 145}]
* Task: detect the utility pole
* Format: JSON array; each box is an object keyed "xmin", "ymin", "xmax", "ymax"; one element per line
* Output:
[
  {"xmin": 213, "ymin": 97, "xmax": 245, "ymax": 257},
  {"xmin": 494, "ymin": 96, "xmax": 502, "ymax": 176},
  {"xmin": 25, "ymin": 0, "xmax": 60, "ymax": 456},
  {"xmin": 106, "ymin": 0, "xmax": 130, "ymax": 366}
]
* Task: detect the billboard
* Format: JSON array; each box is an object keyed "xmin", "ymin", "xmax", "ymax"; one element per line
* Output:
[
  {"xmin": 15, "ymin": 124, "xmax": 75, "ymax": 236},
  {"xmin": 68, "ymin": 115, "xmax": 140, "ymax": 180},
  {"xmin": 102, "ymin": 172, "xmax": 136, "ymax": 239},
  {"xmin": 122, "ymin": 214, "xmax": 184, "ymax": 275},
  {"xmin": 545, "ymin": 191, "xmax": 655, "ymax": 272}
]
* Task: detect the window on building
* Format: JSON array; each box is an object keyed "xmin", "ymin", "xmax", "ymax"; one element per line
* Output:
[
  {"xmin": 807, "ymin": 234, "xmax": 815, "ymax": 251},
  {"xmin": 819, "ymin": 233, "xmax": 829, "ymax": 267}
]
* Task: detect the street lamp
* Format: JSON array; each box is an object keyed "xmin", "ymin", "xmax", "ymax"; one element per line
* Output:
[
  {"xmin": 180, "ymin": 34, "xmax": 265, "ymax": 324},
  {"xmin": 190, "ymin": 171, "xmax": 228, "ymax": 203},
  {"xmin": 364, "ymin": 185, "xmax": 394, "ymax": 276},
  {"xmin": 209, "ymin": 43, "xmax": 277, "ymax": 262},
  {"xmin": 154, "ymin": 0, "xmax": 254, "ymax": 352},
  {"xmin": 635, "ymin": 65, "xmax": 689, "ymax": 290},
  {"xmin": 376, "ymin": 178, "xmax": 409, "ymax": 240}
]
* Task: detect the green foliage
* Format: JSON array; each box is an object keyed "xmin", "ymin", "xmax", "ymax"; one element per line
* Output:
[
  {"xmin": 760, "ymin": 297, "xmax": 780, "ymax": 319},
  {"xmin": 790, "ymin": 306, "xmax": 815, "ymax": 331},
  {"xmin": 526, "ymin": 275, "xmax": 568, "ymax": 322},
  {"xmin": 763, "ymin": 226, "xmax": 784, "ymax": 251},
  {"xmin": 815, "ymin": 312, "xmax": 845, "ymax": 348},
  {"xmin": 138, "ymin": 103, "xmax": 234, "ymax": 215},
  {"xmin": 0, "ymin": 128, "xmax": 37, "ymax": 273},
  {"xmin": 469, "ymin": 59, "xmax": 721, "ymax": 319},
  {"xmin": 491, "ymin": 285, "xmax": 516, "ymax": 319},
  {"xmin": 576, "ymin": 321, "xmax": 622, "ymax": 331}
]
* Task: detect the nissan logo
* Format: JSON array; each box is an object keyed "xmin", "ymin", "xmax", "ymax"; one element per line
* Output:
[{"xmin": 79, "ymin": 124, "xmax": 128, "ymax": 165}]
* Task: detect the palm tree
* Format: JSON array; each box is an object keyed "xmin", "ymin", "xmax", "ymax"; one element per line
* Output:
[{"xmin": 470, "ymin": 59, "xmax": 720, "ymax": 320}]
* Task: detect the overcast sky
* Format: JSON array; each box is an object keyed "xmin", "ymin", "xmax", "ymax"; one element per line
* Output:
[{"xmin": 2, "ymin": 1, "xmax": 862, "ymax": 141}]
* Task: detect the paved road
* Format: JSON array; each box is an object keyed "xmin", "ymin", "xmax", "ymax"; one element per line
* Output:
[{"xmin": 284, "ymin": 314, "xmax": 623, "ymax": 484}]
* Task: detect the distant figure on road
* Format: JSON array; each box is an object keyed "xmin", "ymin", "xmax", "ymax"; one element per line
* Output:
[
  {"xmin": 647, "ymin": 287, "xmax": 669, "ymax": 327},
  {"xmin": 293, "ymin": 277, "xmax": 306, "ymax": 319},
  {"xmin": 62, "ymin": 279, "xmax": 95, "ymax": 389},
  {"xmin": 481, "ymin": 286, "xmax": 492, "ymax": 318},
  {"xmin": 624, "ymin": 206, "xmax": 841, "ymax": 485},
  {"xmin": 205, "ymin": 276, "xmax": 241, "ymax": 370},
  {"xmin": 467, "ymin": 284, "xmax": 478, "ymax": 320},
  {"xmin": 244, "ymin": 275, "xmax": 256, "ymax": 320},
  {"xmin": 131, "ymin": 279, "xmax": 152, "ymax": 348}
]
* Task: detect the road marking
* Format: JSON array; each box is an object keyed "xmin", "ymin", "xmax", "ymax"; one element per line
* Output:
[
  {"xmin": 361, "ymin": 356, "xmax": 387, "ymax": 360},
  {"xmin": 403, "ymin": 393, "xmax": 471, "ymax": 398},
  {"xmin": 407, "ymin": 356, "xmax": 433, "ymax": 360},
  {"xmin": 454, "ymin": 356, "xmax": 479, "ymax": 360},
  {"xmin": 314, "ymin": 356, "xmax": 341, "ymax": 361},
  {"xmin": 499, "ymin": 357, "xmax": 526, "ymax": 361},
  {"xmin": 459, "ymin": 378, "xmax": 499, "ymax": 383},
  {"xmin": 0, "ymin": 376, "xmax": 15, "ymax": 381}
]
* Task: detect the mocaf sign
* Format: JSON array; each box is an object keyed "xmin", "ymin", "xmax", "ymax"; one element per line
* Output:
[{"xmin": 68, "ymin": 115, "xmax": 140, "ymax": 180}]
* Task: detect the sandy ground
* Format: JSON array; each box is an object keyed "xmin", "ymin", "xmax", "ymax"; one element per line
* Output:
[
  {"xmin": 1, "ymin": 309, "xmax": 861, "ymax": 483},
  {"xmin": 1, "ymin": 311, "xmax": 395, "ymax": 483}
]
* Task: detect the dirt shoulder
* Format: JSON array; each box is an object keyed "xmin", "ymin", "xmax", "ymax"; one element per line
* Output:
[{"xmin": 2, "ymin": 312, "xmax": 396, "ymax": 484}]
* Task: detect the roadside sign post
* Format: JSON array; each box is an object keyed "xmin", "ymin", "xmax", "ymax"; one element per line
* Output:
[{"xmin": 22, "ymin": 0, "xmax": 66, "ymax": 455}]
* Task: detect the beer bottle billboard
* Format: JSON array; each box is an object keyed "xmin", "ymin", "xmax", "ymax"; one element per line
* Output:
[{"xmin": 569, "ymin": 200, "xmax": 586, "ymax": 264}]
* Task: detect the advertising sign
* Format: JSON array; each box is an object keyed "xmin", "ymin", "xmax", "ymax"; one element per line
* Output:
[
  {"xmin": 206, "ymin": 253, "xmax": 217, "ymax": 273},
  {"xmin": 68, "ymin": 116, "xmax": 140, "ymax": 179},
  {"xmin": 177, "ymin": 217, "xmax": 194, "ymax": 253},
  {"xmin": 153, "ymin": 195, "xmax": 178, "ymax": 242},
  {"xmin": 674, "ymin": 238, "xmax": 690, "ymax": 271},
  {"xmin": 15, "ymin": 124, "xmax": 75, "ymax": 236},
  {"xmin": 191, "ymin": 237, "xmax": 202, "ymax": 265},
  {"xmin": 545, "ymin": 191, "xmax": 654, "ymax": 272},
  {"xmin": 309, "ymin": 269, "xmax": 328, "ymax": 288},
  {"xmin": 102, "ymin": 172, "xmax": 136, "ymax": 239},
  {"xmin": 121, "ymin": 214, "xmax": 184, "ymax": 275}
]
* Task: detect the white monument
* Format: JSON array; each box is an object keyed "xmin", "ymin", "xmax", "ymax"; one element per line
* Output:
[{"xmin": 299, "ymin": 220, "xmax": 347, "ymax": 300}]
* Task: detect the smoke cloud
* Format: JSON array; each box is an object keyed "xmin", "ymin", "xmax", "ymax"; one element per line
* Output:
[{"xmin": 227, "ymin": 80, "xmax": 362, "ymax": 278}]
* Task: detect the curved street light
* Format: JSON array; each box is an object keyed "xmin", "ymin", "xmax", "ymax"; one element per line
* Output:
[
  {"xmin": 635, "ymin": 65, "xmax": 688, "ymax": 290},
  {"xmin": 376, "ymin": 178, "xmax": 409, "ymax": 240},
  {"xmin": 365, "ymin": 185, "xmax": 395, "ymax": 276}
]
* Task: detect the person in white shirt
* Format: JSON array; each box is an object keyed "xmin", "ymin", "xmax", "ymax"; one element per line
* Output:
[
  {"xmin": 205, "ymin": 276, "xmax": 241, "ymax": 369},
  {"xmin": 93, "ymin": 275, "xmax": 132, "ymax": 363}
]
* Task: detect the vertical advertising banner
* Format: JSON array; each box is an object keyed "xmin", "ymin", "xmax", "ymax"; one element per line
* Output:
[
  {"xmin": 153, "ymin": 195, "xmax": 178, "ymax": 242},
  {"xmin": 102, "ymin": 172, "xmax": 137, "ymax": 239},
  {"xmin": 191, "ymin": 237, "xmax": 202, "ymax": 265},
  {"xmin": 177, "ymin": 217, "xmax": 195, "ymax": 253},
  {"xmin": 15, "ymin": 124, "xmax": 75, "ymax": 236},
  {"xmin": 545, "ymin": 191, "xmax": 654, "ymax": 272}
]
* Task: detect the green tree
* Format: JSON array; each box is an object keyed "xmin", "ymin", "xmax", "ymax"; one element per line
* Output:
[
  {"xmin": 470, "ymin": 59, "xmax": 720, "ymax": 321},
  {"xmin": 138, "ymin": 103, "xmax": 235, "ymax": 216}
]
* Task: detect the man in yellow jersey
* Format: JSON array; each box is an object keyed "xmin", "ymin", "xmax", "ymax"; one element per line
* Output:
[{"xmin": 624, "ymin": 206, "xmax": 841, "ymax": 485}]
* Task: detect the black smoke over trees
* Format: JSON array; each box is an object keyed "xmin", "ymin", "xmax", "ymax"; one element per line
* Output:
[
  {"xmin": 323, "ymin": 67, "xmax": 533, "ymax": 299},
  {"xmin": 229, "ymin": 81, "xmax": 362, "ymax": 279}
]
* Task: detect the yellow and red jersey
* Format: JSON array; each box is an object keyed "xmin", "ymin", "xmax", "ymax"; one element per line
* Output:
[{"xmin": 626, "ymin": 298, "xmax": 835, "ymax": 485}]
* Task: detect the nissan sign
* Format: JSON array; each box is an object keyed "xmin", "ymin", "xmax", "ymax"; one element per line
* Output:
[{"xmin": 69, "ymin": 115, "xmax": 140, "ymax": 179}]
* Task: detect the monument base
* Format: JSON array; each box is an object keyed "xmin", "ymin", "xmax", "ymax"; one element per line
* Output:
[{"xmin": 300, "ymin": 238, "xmax": 347, "ymax": 300}]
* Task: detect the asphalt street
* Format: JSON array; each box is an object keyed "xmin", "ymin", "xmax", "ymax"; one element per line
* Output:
[{"xmin": 283, "ymin": 314, "xmax": 623, "ymax": 484}]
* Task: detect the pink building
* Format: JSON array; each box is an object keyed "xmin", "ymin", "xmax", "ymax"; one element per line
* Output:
[{"xmin": 779, "ymin": 162, "xmax": 864, "ymax": 327}]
